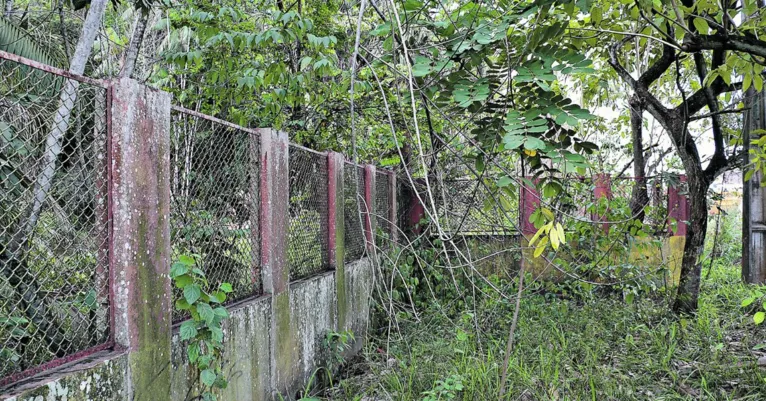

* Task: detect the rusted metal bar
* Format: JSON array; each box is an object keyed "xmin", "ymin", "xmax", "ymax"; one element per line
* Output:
[{"xmin": 0, "ymin": 49, "xmax": 106, "ymax": 86}]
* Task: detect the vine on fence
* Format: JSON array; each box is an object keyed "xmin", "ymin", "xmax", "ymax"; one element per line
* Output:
[{"xmin": 171, "ymin": 255, "xmax": 232, "ymax": 401}]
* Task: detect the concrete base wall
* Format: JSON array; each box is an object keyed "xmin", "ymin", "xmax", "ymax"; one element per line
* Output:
[
  {"xmin": 521, "ymin": 236, "xmax": 685, "ymax": 286},
  {"xmin": 2, "ymin": 352, "xmax": 128, "ymax": 401},
  {"xmin": 2, "ymin": 258, "xmax": 375, "ymax": 401}
]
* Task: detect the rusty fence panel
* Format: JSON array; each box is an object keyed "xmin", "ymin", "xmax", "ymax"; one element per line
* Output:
[
  {"xmin": 0, "ymin": 52, "xmax": 112, "ymax": 386},
  {"xmin": 287, "ymin": 145, "xmax": 330, "ymax": 281},
  {"xmin": 169, "ymin": 107, "xmax": 261, "ymax": 322},
  {"xmin": 343, "ymin": 162, "xmax": 366, "ymax": 263}
]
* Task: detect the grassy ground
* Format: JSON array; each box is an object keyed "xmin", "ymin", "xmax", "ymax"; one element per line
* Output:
[{"xmin": 319, "ymin": 265, "xmax": 766, "ymax": 401}]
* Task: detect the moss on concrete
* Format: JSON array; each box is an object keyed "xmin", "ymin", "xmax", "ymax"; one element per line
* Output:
[{"xmin": 4, "ymin": 355, "xmax": 127, "ymax": 401}]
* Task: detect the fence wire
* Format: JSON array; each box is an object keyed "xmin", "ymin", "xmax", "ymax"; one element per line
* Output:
[
  {"xmin": 287, "ymin": 146, "xmax": 330, "ymax": 280},
  {"xmin": 441, "ymin": 179, "xmax": 518, "ymax": 235},
  {"xmin": 344, "ymin": 163, "xmax": 366, "ymax": 263},
  {"xmin": 375, "ymin": 171, "xmax": 392, "ymax": 245},
  {"xmin": 0, "ymin": 58, "xmax": 110, "ymax": 384},
  {"xmin": 169, "ymin": 108, "xmax": 260, "ymax": 321}
]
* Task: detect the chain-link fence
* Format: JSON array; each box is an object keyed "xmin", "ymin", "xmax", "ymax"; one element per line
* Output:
[
  {"xmin": 441, "ymin": 179, "xmax": 518, "ymax": 235},
  {"xmin": 375, "ymin": 171, "xmax": 392, "ymax": 245},
  {"xmin": 0, "ymin": 55, "xmax": 111, "ymax": 385},
  {"xmin": 287, "ymin": 145, "xmax": 330, "ymax": 281},
  {"xmin": 344, "ymin": 163, "xmax": 366, "ymax": 263},
  {"xmin": 169, "ymin": 107, "xmax": 260, "ymax": 321}
]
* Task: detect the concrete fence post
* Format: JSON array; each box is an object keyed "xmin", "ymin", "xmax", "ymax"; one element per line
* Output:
[
  {"xmin": 743, "ymin": 89, "xmax": 766, "ymax": 284},
  {"xmin": 327, "ymin": 152, "xmax": 348, "ymax": 330},
  {"xmin": 520, "ymin": 178, "xmax": 540, "ymax": 237},
  {"xmin": 109, "ymin": 77, "xmax": 172, "ymax": 399},
  {"xmin": 259, "ymin": 129, "xmax": 293, "ymax": 396},
  {"xmin": 363, "ymin": 165, "xmax": 376, "ymax": 252},
  {"xmin": 594, "ymin": 174, "xmax": 612, "ymax": 234},
  {"xmin": 667, "ymin": 175, "xmax": 689, "ymax": 236},
  {"xmin": 388, "ymin": 170, "xmax": 397, "ymax": 245}
]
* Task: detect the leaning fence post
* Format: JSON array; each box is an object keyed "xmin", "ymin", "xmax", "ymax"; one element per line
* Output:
[
  {"xmin": 594, "ymin": 173, "xmax": 612, "ymax": 233},
  {"xmin": 109, "ymin": 77, "xmax": 172, "ymax": 399},
  {"xmin": 259, "ymin": 128, "xmax": 293, "ymax": 396},
  {"xmin": 363, "ymin": 165, "xmax": 376, "ymax": 252}
]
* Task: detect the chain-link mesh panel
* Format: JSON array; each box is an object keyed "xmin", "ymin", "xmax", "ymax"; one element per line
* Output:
[
  {"xmin": 441, "ymin": 179, "xmax": 518, "ymax": 235},
  {"xmin": 451, "ymin": 234, "xmax": 522, "ymax": 277},
  {"xmin": 0, "ymin": 58, "xmax": 110, "ymax": 384},
  {"xmin": 375, "ymin": 171, "xmax": 392, "ymax": 245},
  {"xmin": 344, "ymin": 163, "xmax": 366, "ymax": 262},
  {"xmin": 287, "ymin": 146, "xmax": 329, "ymax": 280},
  {"xmin": 558, "ymin": 178, "xmax": 594, "ymax": 227},
  {"xmin": 170, "ymin": 109, "xmax": 260, "ymax": 322}
]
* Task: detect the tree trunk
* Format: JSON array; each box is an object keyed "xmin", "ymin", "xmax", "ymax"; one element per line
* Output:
[
  {"xmin": 628, "ymin": 95, "xmax": 649, "ymax": 222},
  {"xmin": 673, "ymin": 157, "xmax": 710, "ymax": 313},
  {"xmin": 119, "ymin": 10, "xmax": 149, "ymax": 79}
]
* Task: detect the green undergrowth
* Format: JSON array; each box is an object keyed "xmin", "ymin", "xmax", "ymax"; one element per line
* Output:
[{"xmin": 320, "ymin": 266, "xmax": 766, "ymax": 400}]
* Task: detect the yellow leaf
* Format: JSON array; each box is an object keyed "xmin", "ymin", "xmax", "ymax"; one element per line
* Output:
[
  {"xmin": 556, "ymin": 222, "xmax": 566, "ymax": 244},
  {"xmin": 534, "ymin": 237, "xmax": 548, "ymax": 258},
  {"xmin": 549, "ymin": 227, "xmax": 560, "ymax": 250},
  {"xmin": 524, "ymin": 149, "xmax": 537, "ymax": 157},
  {"xmin": 529, "ymin": 226, "xmax": 544, "ymax": 247}
]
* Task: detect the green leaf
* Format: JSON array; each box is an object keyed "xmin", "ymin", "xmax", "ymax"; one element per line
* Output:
[
  {"xmin": 370, "ymin": 22, "xmax": 391, "ymax": 36},
  {"xmin": 170, "ymin": 262, "xmax": 190, "ymax": 278},
  {"xmin": 213, "ymin": 307, "xmax": 229, "ymax": 319},
  {"xmin": 197, "ymin": 302, "xmax": 215, "ymax": 324},
  {"xmin": 179, "ymin": 255, "xmax": 196, "ymax": 266},
  {"xmin": 754, "ymin": 311, "xmax": 765, "ymax": 324},
  {"xmin": 210, "ymin": 291, "xmax": 227, "ymax": 303},
  {"xmin": 201, "ymin": 369, "xmax": 217, "ymax": 386},
  {"xmin": 220, "ymin": 283, "xmax": 233, "ymax": 293},
  {"xmin": 524, "ymin": 137, "xmax": 545, "ymax": 150},
  {"xmin": 692, "ymin": 18, "xmax": 709, "ymax": 35},
  {"xmin": 403, "ymin": 0, "xmax": 423, "ymax": 11},
  {"xmin": 174, "ymin": 274, "xmax": 193, "ymax": 289},
  {"xmin": 187, "ymin": 342, "xmax": 200, "ymax": 363},
  {"xmin": 742, "ymin": 297, "xmax": 755, "ymax": 307},
  {"xmin": 497, "ymin": 176, "xmax": 514, "ymax": 188},
  {"xmin": 175, "ymin": 299, "xmax": 191, "ymax": 310},
  {"xmin": 503, "ymin": 134, "xmax": 525, "ymax": 149},
  {"xmin": 179, "ymin": 320, "xmax": 198, "ymax": 340},
  {"xmin": 184, "ymin": 284, "xmax": 202, "ymax": 305}
]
